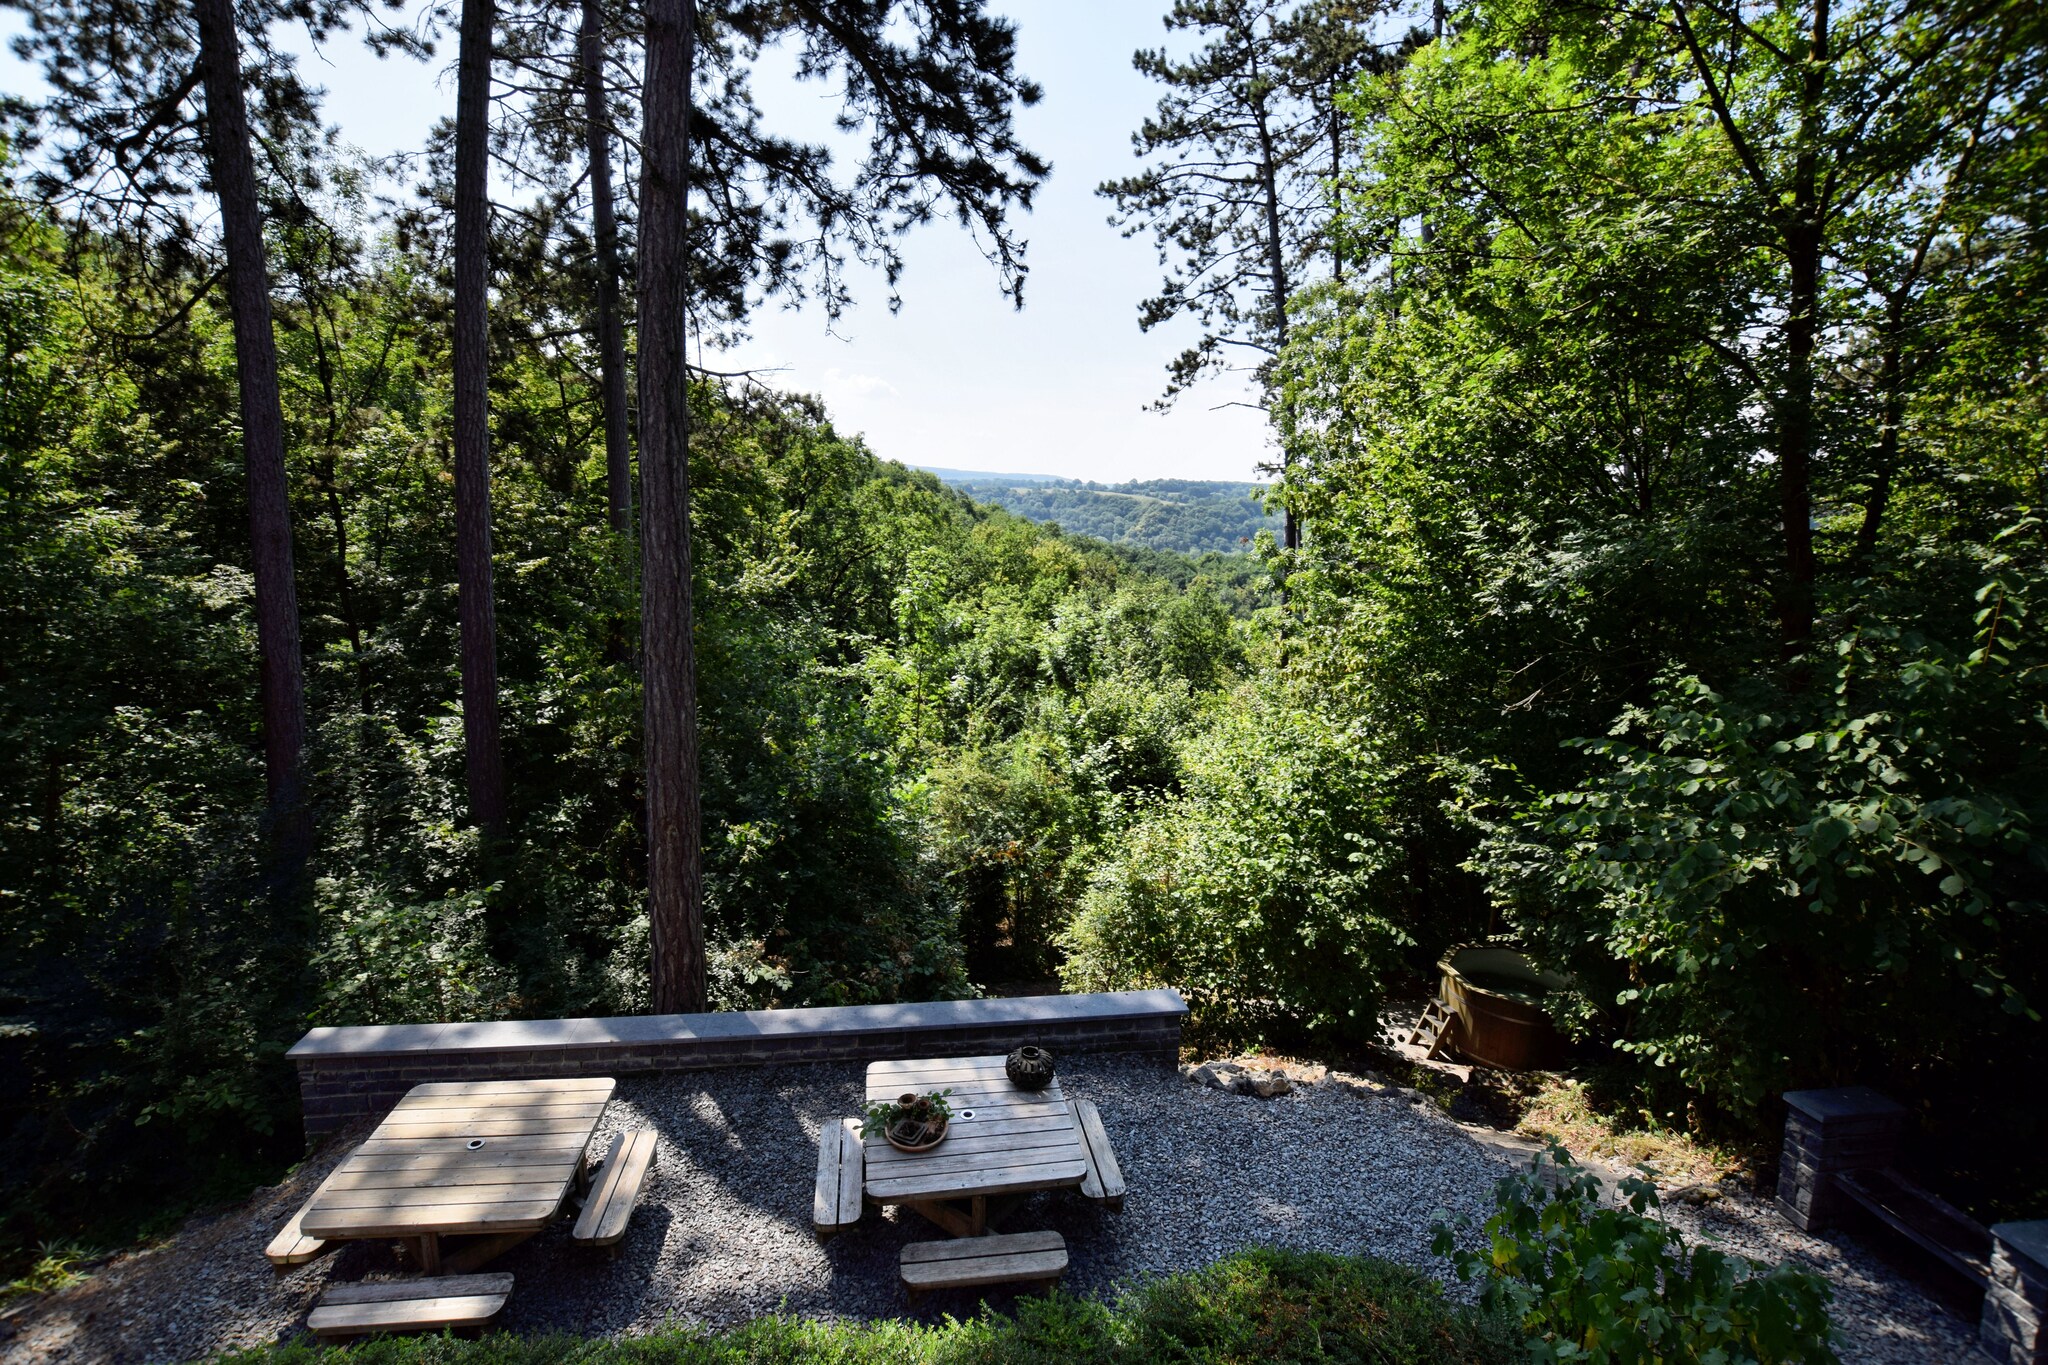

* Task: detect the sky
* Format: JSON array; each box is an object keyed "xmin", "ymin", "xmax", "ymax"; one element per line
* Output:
[{"xmin": 0, "ymin": 2, "xmax": 1277, "ymax": 483}]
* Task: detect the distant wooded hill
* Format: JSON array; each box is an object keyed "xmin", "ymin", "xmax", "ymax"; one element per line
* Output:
[{"xmin": 921, "ymin": 471, "xmax": 1278, "ymax": 554}]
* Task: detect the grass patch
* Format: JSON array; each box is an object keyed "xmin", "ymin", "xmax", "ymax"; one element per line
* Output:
[
  {"xmin": 210, "ymin": 1249, "xmax": 1514, "ymax": 1365},
  {"xmin": 1508, "ymin": 1076, "xmax": 1755, "ymax": 1185},
  {"xmin": 1, "ymin": 1242, "xmax": 97, "ymax": 1309}
]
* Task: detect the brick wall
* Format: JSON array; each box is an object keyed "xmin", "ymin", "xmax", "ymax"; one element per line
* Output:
[
  {"xmin": 1773, "ymin": 1085, "xmax": 1906, "ymax": 1232},
  {"xmin": 290, "ymin": 989, "xmax": 1187, "ymax": 1142}
]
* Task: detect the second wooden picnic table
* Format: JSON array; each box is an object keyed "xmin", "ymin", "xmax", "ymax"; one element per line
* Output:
[
  {"xmin": 301, "ymin": 1077, "xmax": 616, "ymax": 1274},
  {"xmin": 860, "ymin": 1055, "xmax": 1091, "ymax": 1237}
]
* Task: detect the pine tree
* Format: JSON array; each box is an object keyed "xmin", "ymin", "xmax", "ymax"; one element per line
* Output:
[
  {"xmin": 452, "ymin": 0, "xmax": 508, "ymax": 833},
  {"xmin": 1104, "ymin": 0, "xmax": 1406, "ymax": 551},
  {"xmin": 4, "ymin": 0, "xmax": 348, "ymax": 846},
  {"xmin": 635, "ymin": 0, "xmax": 1050, "ymax": 1011}
]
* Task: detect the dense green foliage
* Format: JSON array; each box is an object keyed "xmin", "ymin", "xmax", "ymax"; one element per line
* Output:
[
  {"xmin": 1435, "ymin": 1148, "xmax": 1836, "ymax": 1364},
  {"xmin": 0, "ymin": 175, "xmax": 1256, "ymax": 1260},
  {"xmin": 205, "ymin": 1250, "xmax": 1514, "ymax": 1365},
  {"xmin": 1258, "ymin": 0, "xmax": 2048, "ymax": 1155},
  {"xmin": 5, "ymin": 0, "xmax": 2047, "ymax": 1295},
  {"xmin": 929, "ymin": 475, "xmax": 1280, "ymax": 555}
]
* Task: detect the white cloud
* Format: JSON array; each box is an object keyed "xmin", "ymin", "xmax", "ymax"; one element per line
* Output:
[{"xmin": 821, "ymin": 368, "xmax": 900, "ymax": 399}]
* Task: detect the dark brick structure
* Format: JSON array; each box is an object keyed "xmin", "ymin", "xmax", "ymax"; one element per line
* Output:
[
  {"xmin": 1773, "ymin": 1086, "xmax": 1907, "ymax": 1233},
  {"xmin": 290, "ymin": 989, "xmax": 1187, "ymax": 1142},
  {"xmin": 1986, "ymin": 1222, "xmax": 2048, "ymax": 1365}
]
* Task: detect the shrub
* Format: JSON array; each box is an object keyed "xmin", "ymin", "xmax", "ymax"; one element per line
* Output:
[
  {"xmin": 1433, "ymin": 1145, "xmax": 1836, "ymax": 1364},
  {"xmin": 1060, "ymin": 683, "xmax": 1410, "ymax": 1049},
  {"xmin": 1468, "ymin": 529, "xmax": 2048, "ymax": 1119}
]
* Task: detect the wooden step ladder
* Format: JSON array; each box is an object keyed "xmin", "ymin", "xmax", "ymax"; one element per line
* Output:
[{"xmin": 1406, "ymin": 999, "xmax": 1457, "ymax": 1060}]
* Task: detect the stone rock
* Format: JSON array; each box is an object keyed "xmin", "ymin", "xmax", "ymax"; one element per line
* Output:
[
  {"xmin": 1669, "ymin": 1182, "xmax": 1727, "ymax": 1206},
  {"xmin": 1181, "ymin": 1060, "xmax": 1296, "ymax": 1098}
]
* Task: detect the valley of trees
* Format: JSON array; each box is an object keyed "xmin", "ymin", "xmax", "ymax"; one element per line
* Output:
[
  {"xmin": 929, "ymin": 474, "xmax": 1281, "ymax": 555},
  {"xmin": 0, "ymin": 0, "xmax": 2044, "ymax": 1276}
]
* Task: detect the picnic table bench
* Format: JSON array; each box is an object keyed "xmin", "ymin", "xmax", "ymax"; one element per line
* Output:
[
  {"xmin": 308, "ymin": 1273, "xmax": 514, "ymax": 1339},
  {"xmin": 573, "ymin": 1128, "xmax": 658, "ymax": 1249},
  {"xmin": 900, "ymin": 1229, "xmax": 1068, "ymax": 1303}
]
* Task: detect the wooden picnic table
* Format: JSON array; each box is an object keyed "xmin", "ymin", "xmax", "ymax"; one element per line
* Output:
[
  {"xmin": 301, "ymin": 1077, "xmax": 616, "ymax": 1274},
  {"xmin": 862, "ymin": 1055, "xmax": 1090, "ymax": 1238}
]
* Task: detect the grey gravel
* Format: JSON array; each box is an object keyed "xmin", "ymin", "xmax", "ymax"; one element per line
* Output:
[{"xmin": 0, "ymin": 1055, "xmax": 1986, "ymax": 1364}]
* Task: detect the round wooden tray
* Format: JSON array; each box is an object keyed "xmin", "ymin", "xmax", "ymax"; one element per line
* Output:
[{"xmin": 886, "ymin": 1119, "xmax": 949, "ymax": 1153}]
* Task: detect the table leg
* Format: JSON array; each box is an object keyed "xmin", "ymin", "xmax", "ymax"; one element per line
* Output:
[
  {"xmin": 414, "ymin": 1234, "xmax": 443, "ymax": 1276},
  {"xmin": 443, "ymin": 1229, "xmax": 540, "ymax": 1275},
  {"xmin": 984, "ymin": 1193, "xmax": 1026, "ymax": 1233},
  {"xmin": 968, "ymin": 1195, "xmax": 987, "ymax": 1237},
  {"xmin": 904, "ymin": 1199, "xmax": 976, "ymax": 1238}
]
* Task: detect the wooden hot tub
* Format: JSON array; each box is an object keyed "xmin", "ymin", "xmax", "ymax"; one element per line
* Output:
[{"xmin": 1438, "ymin": 945, "xmax": 1569, "ymax": 1070}]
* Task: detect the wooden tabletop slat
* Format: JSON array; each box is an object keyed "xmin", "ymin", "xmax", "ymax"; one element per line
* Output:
[
  {"xmin": 310, "ymin": 1181, "xmax": 567, "ymax": 1211},
  {"xmin": 898, "ymin": 1112, "xmax": 1073, "ymax": 1139},
  {"xmin": 302, "ymin": 1201, "xmax": 565, "ymax": 1238},
  {"xmin": 324, "ymin": 1164, "xmax": 581, "ymax": 1192},
  {"xmin": 356, "ymin": 1133, "xmax": 592, "ymax": 1155},
  {"xmin": 338, "ymin": 1149, "xmax": 582, "ymax": 1175},
  {"xmin": 867, "ymin": 1162, "xmax": 1089, "ymax": 1201},
  {"xmin": 373, "ymin": 1118, "xmax": 605, "ymax": 1140},
  {"xmin": 387, "ymin": 1100, "xmax": 608, "ymax": 1122},
  {"xmin": 404, "ymin": 1078, "xmax": 616, "ymax": 1099},
  {"xmin": 391, "ymin": 1088, "xmax": 610, "ymax": 1113},
  {"xmin": 868, "ymin": 1056, "xmax": 1014, "ymax": 1081},
  {"xmin": 866, "ymin": 1143, "xmax": 1086, "ymax": 1182},
  {"xmin": 865, "ymin": 1078, "xmax": 1069, "ymax": 1102},
  {"xmin": 863, "ymin": 1084, "xmax": 1068, "ymax": 1107},
  {"xmin": 865, "ymin": 1130, "xmax": 1085, "ymax": 1163}
]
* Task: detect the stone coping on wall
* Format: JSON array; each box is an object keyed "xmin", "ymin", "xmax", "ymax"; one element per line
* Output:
[{"xmin": 290, "ymin": 989, "xmax": 1188, "ymax": 1141}]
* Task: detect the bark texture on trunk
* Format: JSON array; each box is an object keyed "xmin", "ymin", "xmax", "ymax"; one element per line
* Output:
[
  {"xmin": 1855, "ymin": 292, "xmax": 1907, "ymax": 561},
  {"xmin": 582, "ymin": 0, "xmax": 634, "ymax": 536},
  {"xmin": 1775, "ymin": 0, "xmax": 1829, "ymax": 659},
  {"xmin": 1253, "ymin": 89, "xmax": 1300, "ymax": 554},
  {"xmin": 194, "ymin": 0, "xmax": 308, "ymax": 845},
  {"xmin": 639, "ymin": 0, "xmax": 706, "ymax": 1014},
  {"xmin": 454, "ymin": 0, "xmax": 508, "ymax": 832}
]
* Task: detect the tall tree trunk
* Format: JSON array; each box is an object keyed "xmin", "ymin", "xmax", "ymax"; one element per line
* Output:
[
  {"xmin": 193, "ymin": 0, "xmax": 309, "ymax": 850},
  {"xmin": 1420, "ymin": 1, "xmax": 1443, "ymax": 251},
  {"xmin": 582, "ymin": 0, "xmax": 633, "ymax": 536},
  {"xmin": 1855, "ymin": 291, "xmax": 1907, "ymax": 560},
  {"xmin": 1328, "ymin": 73, "xmax": 1344, "ymax": 284},
  {"xmin": 640, "ymin": 0, "xmax": 706, "ymax": 1014},
  {"xmin": 454, "ymin": 0, "xmax": 508, "ymax": 832},
  {"xmin": 1253, "ymin": 89, "xmax": 1299, "ymax": 554},
  {"xmin": 1775, "ymin": 0, "xmax": 1829, "ymax": 658}
]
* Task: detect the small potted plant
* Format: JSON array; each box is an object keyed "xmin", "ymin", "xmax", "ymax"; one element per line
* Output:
[{"xmin": 863, "ymin": 1087, "xmax": 954, "ymax": 1152}]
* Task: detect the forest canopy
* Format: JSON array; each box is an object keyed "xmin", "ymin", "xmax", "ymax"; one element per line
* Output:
[
  {"xmin": 925, "ymin": 474, "xmax": 1281, "ymax": 555},
  {"xmin": 0, "ymin": 0, "xmax": 2044, "ymax": 1272}
]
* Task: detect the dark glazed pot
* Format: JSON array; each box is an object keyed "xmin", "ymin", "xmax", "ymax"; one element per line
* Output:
[{"xmin": 1006, "ymin": 1045, "xmax": 1056, "ymax": 1091}]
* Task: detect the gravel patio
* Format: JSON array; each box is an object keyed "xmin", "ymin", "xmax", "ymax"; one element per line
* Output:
[{"xmin": 0, "ymin": 1054, "xmax": 1980, "ymax": 1365}]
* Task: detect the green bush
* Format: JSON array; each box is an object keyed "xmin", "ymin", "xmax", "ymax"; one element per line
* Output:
[
  {"xmin": 1060, "ymin": 682, "xmax": 1410, "ymax": 1049},
  {"xmin": 1469, "ymin": 528, "xmax": 2048, "ymax": 1119},
  {"xmin": 1433, "ymin": 1146, "xmax": 1836, "ymax": 1364},
  {"xmin": 206, "ymin": 1248, "xmax": 1514, "ymax": 1365}
]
